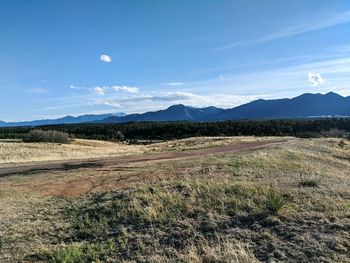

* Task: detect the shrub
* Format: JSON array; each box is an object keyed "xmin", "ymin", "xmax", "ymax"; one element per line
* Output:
[
  {"xmin": 263, "ymin": 189, "xmax": 286, "ymax": 216},
  {"xmin": 299, "ymin": 179, "xmax": 319, "ymax": 188},
  {"xmin": 338, "ymin": 140, "xmax": 346, "ymax": 148},
  {"xmin": 115, "ymin": 130, "xmax": 125, "ymax": 141},
  {"xmin": 23, "ymin": 129, "xmax": 71, "ymax": 144}
]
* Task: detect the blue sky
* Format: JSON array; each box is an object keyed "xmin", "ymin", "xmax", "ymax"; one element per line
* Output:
[{"xmin": 1, "ymin": 0, "xmax": 350, "ymax": 121}]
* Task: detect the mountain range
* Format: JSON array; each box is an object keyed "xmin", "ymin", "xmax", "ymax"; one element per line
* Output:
[
  {"xmin": 0, "ymin": 113, "xmax": 126, "ymax": 127},
  {"xmin": 1, "ymin": 92, "xmax": 349, "ymax": 127}
]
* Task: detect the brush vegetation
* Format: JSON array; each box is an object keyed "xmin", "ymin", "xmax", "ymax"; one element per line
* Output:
[{"xmin": 23, "ymin": 129, "xmax": 71, "ymax": 144}]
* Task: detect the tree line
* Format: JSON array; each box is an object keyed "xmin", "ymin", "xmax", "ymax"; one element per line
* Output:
[{"xmin": 0, "ymin": 118, "xmax": 349, "ymax": 141}]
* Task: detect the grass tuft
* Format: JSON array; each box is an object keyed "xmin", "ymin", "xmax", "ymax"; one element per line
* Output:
[
  {"xmin": 299, "ymin": 179, "xmax": 319, "ymax": 188},
  {"xmin": 262, "ymin": 189, "xmax": 286, "ymax": 216},
  {"xmin": 32, "ymin": 239, "xmax": 116, "ymax": 263}
]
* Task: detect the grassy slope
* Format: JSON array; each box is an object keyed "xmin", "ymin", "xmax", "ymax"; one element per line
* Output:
[{"xmin": 0, "ymin": 138, "xmax": 349, "ymax": 262}]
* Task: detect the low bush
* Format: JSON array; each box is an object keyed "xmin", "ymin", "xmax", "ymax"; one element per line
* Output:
[
  {"xmin": 263, "ymin": 189, "xmax": 286, "ymax": 216},
  {"xmin": 299, "ymin": 179, "xmax": 319, "ymax": 188},
  {"xmin": 23, "ymin": 129, "xmax": 71, "ymax": 144},
  {"xmin": 338, "ymin": 139, "xmax": 346, "ymax": 148},
  {"xmin": 33, "ymin": 239, "xmax": 116, "ymax": 263}
]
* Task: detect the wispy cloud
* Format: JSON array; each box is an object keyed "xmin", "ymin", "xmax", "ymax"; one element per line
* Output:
[
  {"xmin": 97, "ymin": 91, "xmax": 266, "ymax": 111},
  {"xmin": 166, "ymin": 82, "xmax": 185, "ymax": 86},
  {"xmin": 69, "ymin": 84, "xmax": 81, "ymax": 90},
  {"xmin": 181, "ymin": 49, "xmax": 350, "ymax": 99},
  {"xmin": 28, "ymin": 87, "xmax": 47, "ymax": 94},
  {"xmin": 112, "ymin": 85, "xmax": 139, "ymax": 93},
  {"xmin": 102, "ymin": 101, "xmax": 123, "ymax": 108},
  {"xmin": 71, "ymin": 84, "xmax": 139, "ymax": 94},
  {"xmin": 215, "ymin": 11, "xmax": 350, "ymax": 50},
  {"xmin": 100, "ymin": 54, "xmax": 112, "ymax": 63}
]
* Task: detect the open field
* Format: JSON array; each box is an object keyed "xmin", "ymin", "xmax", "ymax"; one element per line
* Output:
[
  {"xmin": 0, "ymin": 138, "xmax": 286, "ymax": 179},
  {"xmin": 0, "ymin": 137, "xmax": 350, "ymax": 262},
  {"xmin": 0, "ymin": 136, "xmax": 277, "ymax": 165},
  {"xmin": 0, "ymin": 139, "xmax": 144, "ymax": 164}
]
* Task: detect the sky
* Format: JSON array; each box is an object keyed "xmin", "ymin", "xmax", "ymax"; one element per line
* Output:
[{"xmin": 1, "ymin": 0, "xmax": 350, "ymax": 121}]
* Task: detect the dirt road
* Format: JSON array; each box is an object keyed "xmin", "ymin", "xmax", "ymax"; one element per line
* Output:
[{"xmin": 0, "ymin": 139, "xmax": 287, "ymax": 178}]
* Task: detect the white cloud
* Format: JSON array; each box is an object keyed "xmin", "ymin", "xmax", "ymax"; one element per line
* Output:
[
  {"xmin": 102, "ymin": 101, "xmax": 123, "ymax": 108},
  {"xmin": 69, "ymin": 84, "xmax": 91, "ymax": 90},
  {"xmin": 100, "ymin": 54, "xmax": 112, "ymax": 63},
  {"xmin": 94, "ymin": 87, "xmax": 105, "ymax": 95},
  {"xmin": 145, "ymin": 92, "xmax": 201, "ymax": 102},
  {"xmin": 28, "ymin": 87, "xmax": 47, "ymax": 94},
  {"xmin": 69, "ymin": 84, "xmax": 139, "ymax": 94},
  {"xmin": 69, "ymin": 84, "xmax": 79, "ymax": 89},
  {"xmin": 95, "ymin": 91, "xmax": 265, "ymax": 112},
  {"xmin": 166, "ymin": 82, "xmax": 184, "ymax": 86},
  {"xmin": 308, "ymin": 72, "xmax": 327, "ymax": 86},
  {"xmin": 215, "ymin": 11, "xmax": 350, "ymax": 50},
  {"xmin": 112, "ymin": 85, "xmax": 139, "ymax": 93}
]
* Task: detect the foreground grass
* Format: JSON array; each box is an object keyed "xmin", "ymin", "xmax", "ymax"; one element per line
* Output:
[
  {"xmin": 1, "ymin": 138, "xmax": 350, "ymax": 262},
  {"xmin": 29, "ymin": 180, "xmax": 280, "ymax": 262}
]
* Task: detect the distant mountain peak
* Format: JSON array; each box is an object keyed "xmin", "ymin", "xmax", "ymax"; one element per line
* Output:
[
  {"xmin": 324, "ymin": 91, "xmax": 344, "ymax": 98},
  {"xmin": 217, "ymin": 91, "xmax": 350, "ymax": 120},
  {"xmin": 167, "ymin": 104, "xmax": 186, "ymax": 109}
]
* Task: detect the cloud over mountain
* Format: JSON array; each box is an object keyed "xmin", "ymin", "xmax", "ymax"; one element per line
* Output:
[{"xmin": 308, "ymin": 72, "xmax": 327, "ymax": 86}]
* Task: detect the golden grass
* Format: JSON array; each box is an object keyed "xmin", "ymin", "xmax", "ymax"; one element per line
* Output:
[
  {"xmin": 146, "ymin": 136, "xmax": 283, "ymax": 153},
  {"xmin": 182, "ymin": 238, "xmax": 259, "ymax": 263},
  {"xmin": 0, "ymin": 136, "xmax": 285, "ymax": 165},
  {"xmin": 0, "ymin": 139, "xmax": 144, "ymax": 164}
]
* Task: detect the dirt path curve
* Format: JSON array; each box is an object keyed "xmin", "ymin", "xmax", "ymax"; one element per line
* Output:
[{"xmin": 0, "ymin": 139, "xmax": 288, "ymax": 178}]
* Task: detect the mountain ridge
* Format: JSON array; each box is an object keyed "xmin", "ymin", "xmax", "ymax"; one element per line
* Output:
[
  {"xmin": 103, "ymin": 92, "xmax": 350, "ymax": 123},
  {"xmin": 1, "ymin": 92, "xmax": 349, "ymax": 127},
  {"xmin": 0, "ymin": 113, "xmax": 126, "ymax": 127}
]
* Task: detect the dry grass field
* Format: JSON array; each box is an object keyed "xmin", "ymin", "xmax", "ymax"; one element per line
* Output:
[
  {"xmin": 0, "ymin": 139, "xmax": 144, "ymax": 164},
  {"xmin": 0, "ymin": 137, "xmax": 349, "ymax": 262},
  {"xmin": 0, "ymin": 136, "xmax": 274, "ymax": 165}
]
